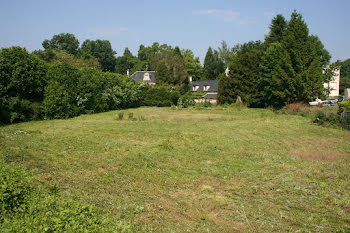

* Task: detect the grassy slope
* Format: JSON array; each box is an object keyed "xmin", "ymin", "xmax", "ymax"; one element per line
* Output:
[{"xmin": 1, "ymin": 106, "xmax": 349, "ymax": 232}]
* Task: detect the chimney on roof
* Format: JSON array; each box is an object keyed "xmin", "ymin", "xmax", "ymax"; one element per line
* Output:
[
  {"xmin": 127, "ymin": 69, "xmax": 130, "ymax": 77},
  {"xmin": 189, "ymin": 76, "xmax": 192, "ymax": 83}
]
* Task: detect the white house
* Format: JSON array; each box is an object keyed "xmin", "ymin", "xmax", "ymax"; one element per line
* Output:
[{"xmin": 323, "ymin": 67, "xmax": 340, "ymax": 97}]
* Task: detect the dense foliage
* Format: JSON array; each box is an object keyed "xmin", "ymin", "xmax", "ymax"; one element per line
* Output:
[
  {"xmin": 81, "ymin": 39, "xmax": 117, "ymax": 72},
  {"xmin": 218, "ymin": 41, "xmax": 264, "ymax": 107},
  {"xmin": 42, "ymin": 33, "xmax": 80, "ymax": 55},
  {"xmin": 0, "ymin": 47, "xmax": 47, "ymax": 123},
  {"xmin": 141, "ymin": 85, "xmax": 180, "ymax": 107},
  {"xmin": 218, "ymin": 11, "xmax": 332, "ymax": 108}
]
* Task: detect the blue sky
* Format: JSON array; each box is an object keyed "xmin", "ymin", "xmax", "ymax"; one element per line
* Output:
[{"xmin": 0, "ymin": 0, "xmax": 349, "ymax": 63}]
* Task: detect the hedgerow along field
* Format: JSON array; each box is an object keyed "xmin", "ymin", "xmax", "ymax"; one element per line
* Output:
[{"xmin": 1, "ymin": 106, "xmax": 349, "ymax": 232}]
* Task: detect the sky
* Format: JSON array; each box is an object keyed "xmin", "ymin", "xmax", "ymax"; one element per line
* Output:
[{"xmin": 0, "ymin": 0, "xmax": 349, "ymax": 63}]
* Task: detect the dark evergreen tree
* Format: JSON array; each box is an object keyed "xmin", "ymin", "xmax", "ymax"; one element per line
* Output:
[
  {"xmin": 281, "ymin": 11, "xmax": 329, "ymax": 102},
  {"xmin": 258, "ymin": 43, "xmax": 296, "ymax": 107},
  {"xmin": 265, "ymin": 14, "xmax": 287, "ymax": 45},
  {"xmin": 203, "ymin": 47, "xmax": 225, "ymax": 80},
  {"xmin": 218, "ymin": 41, "xmax": 264, "ymax": 107}
]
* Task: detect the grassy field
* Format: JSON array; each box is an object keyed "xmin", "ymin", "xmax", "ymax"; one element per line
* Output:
[{"xmin": 1, "ymin": 106, "xmax": 350, "ymax": 232}]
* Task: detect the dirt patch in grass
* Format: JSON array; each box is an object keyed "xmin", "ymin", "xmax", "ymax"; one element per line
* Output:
[{"xmin": 290, "ymin": 150, "xmax": 342, "ymax": 161}]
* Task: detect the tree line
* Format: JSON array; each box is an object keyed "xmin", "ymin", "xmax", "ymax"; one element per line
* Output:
[
  {"xmin": 218, "ymin": 11, "xmax": 338, "ymax": 108},
  {"xmin": 1, "ymin": 11, "xmax": 348, "ymax": 124}
]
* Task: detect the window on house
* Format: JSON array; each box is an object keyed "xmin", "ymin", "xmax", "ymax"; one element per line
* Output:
[
  {"xmin": 204, "ymin": 85, "xmax": 210, "ymax": 91},
  {"xmin": 143, "ymin": 72, "xmax": 151, "ymax": 81},
  {"xmin": 193, "ymin": 85, "xmax": 199, "ymax": 91}
]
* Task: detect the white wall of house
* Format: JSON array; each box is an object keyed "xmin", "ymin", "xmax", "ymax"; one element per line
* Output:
[{"xmin": 324, "ymin": 68, "xmax": 340, "ymax": 97}]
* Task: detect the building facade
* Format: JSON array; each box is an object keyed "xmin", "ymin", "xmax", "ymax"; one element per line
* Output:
[
  {"xmin": 190, "ymin": 80, "xmax": 219, "ymax": 104},
  {"xmin": 130, "ymin": 71, "xmax": 156, "ymax": 84},
  {"xmin": 323, "ymin": 67, "xmax": 340, "ymax": 97}
]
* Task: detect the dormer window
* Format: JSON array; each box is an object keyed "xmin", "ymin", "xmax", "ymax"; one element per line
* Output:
[
  {"xmin": 143, "ymin": 72, "xmax": 151, "ymax": 81},
  {"xmin": 193, "ymin": 85, "xmax": 199, "ymax": 91},
  {"xmin": 203, "ymin": 85, "xmax": 210, "ymax": 91}
]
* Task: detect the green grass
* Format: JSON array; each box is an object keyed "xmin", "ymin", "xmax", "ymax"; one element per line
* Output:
[{"xmin": 1, "ymin": 106, "xmax": 350, "ymax": 232}]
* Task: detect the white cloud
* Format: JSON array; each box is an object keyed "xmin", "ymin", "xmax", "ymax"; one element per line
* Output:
[{"xmin": 194, "ymin": 9, "xmax": 240, "ymax": 22}]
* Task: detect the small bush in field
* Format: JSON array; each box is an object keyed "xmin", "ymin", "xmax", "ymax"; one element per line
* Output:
[{"xmin": 203, "ymin": 100, "xmax": 212, "ymax": 108}]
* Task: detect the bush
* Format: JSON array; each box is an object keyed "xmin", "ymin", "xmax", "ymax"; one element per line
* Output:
[
  {"xmin": 338, "ymin": 99, "xmax": 350, "ymax": 114},
  {"xmin": 141, "ymin": 85, "xmax": 180, "ymax": 107},
  {"xmin": 0, "ymin": 160, "xmax": 31, "ymax": 216},
  {"xmin": 313, "ymin": 110, "xmax": 340, "ymax": 126},
  {"xmin": 177, "ymin": 94, "xmax": 195, "ymax": 108}
]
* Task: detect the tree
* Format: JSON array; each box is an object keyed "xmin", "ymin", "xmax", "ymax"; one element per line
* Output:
[
  {"xmin": 33, "ymin": 49, "xmax": 100, "ymax": 70},
  {"xmin": 258, "ymin": 43, "xmax": 296, "ymax": 107},
  {"xmin": 264, "ymin": 14, "xmax": 287, "ymax": 45},
  {"xmin": 203, "ymin": 47, "xmax": 225, "ymax": 80},
  {"xmin": 181, "ymin": 49, "xmax": 203, "ymax": 81},
  {"xmin": 42, "ymin": 33, "xmax": 79, "ymax": 55},
  {"xmin": 218, "ymin": 41, "xmax": 265, "ymax": 106},
  {"xmin": 81, "ymin": 40, "xmax": 117, "ymax": 72},
  {"xmin": 217, "ymin": 40, "xmax": 236, "ymax": 66},
  {"xmin": 0, "ymin": 46, "xmax": 47, "ymax": 102},
  {"xmin": 281, "ymin": 11, "xmax": 330, "ymax": 102},
  {"xmin": 335, "ymin": 59, "xmax": 350, "ymax": 94},
  {"xmin": 43, "ymin": 63, "xmax": 80, "ymax": 119}
]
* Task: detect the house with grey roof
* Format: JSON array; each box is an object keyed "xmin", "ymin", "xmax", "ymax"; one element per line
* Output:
[
  {"xmin": 190, "ymin": 79, "xmax": 219, "ymax": 104},
  {"xmin": 130, "ymin": 71, "xmax": 156, "ymax": 84}
]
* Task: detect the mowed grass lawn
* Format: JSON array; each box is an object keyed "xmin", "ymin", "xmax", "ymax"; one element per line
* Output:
[{"xmin": 1, "ymin": 106, "xmax": 350, "ymax": 232}]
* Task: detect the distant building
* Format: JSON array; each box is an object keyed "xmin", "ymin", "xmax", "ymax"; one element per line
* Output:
[
  {"xmin": 190, "ymin": 80, "xmax": 219, "ymax": 104},
  {"xmin": 323, "ymin": 67, "xmax": 340, "ymax": 97},
  {"xmin": 130, "ymin": 71, "xmax": 156, "ymax": 84}
]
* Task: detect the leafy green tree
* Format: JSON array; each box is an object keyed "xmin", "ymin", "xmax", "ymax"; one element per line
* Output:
[
  {"xmin": 0, "ymin": 47, "xmax": 47, "ymax": 102},
  {"xmin": 33, "ymin": 49, "xmax": 100, "ymax": 70},
  {"xmin": 334, "ymin": 59, "xmax": 350, "ymax": 94},
  {"xmin": 264, "ymin": 14, "xmax": 287, "ymax": 45},
  {"xmin": 42, "ymin": 33, "xmax": 79, "ymax": 55},
  {"xmin": 115, "ymin": 48, "xmax": 141, "ymax": 75},
  {"xmin": 43, "ymin": 63, "xmax": 80, "ymax": 119},
  {"xmin": 203, "ymin": 47, "xmax": 225, "ymax": 80},
  {"xmin": 181, "ymin": 49, "xmax": 203, "ymax": 81},
  {"xmin": 81, "ymin": 40, "xmax": 117, "ymax": 72}
]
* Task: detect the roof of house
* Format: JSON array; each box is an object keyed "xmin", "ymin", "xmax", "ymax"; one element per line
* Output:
[
  {"xmin": 203, "ymin": 93, "xmax": 218, "ymax": 99},
  {"xmin": 191, "ymin": 80, "xmax": 219, "ymax": 92},
  {"xmin": 130, "ymin": 71, "xmax": 156, "ymax": 83}
]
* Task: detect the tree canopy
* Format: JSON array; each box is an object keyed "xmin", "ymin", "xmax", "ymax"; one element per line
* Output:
[
  {"xmin": 81, "ymin": 39, "xmax": 117, "ymax": 72},
  {"xmin": 42, "ymin": 33, "xmax": 80, "ymax": 55}
]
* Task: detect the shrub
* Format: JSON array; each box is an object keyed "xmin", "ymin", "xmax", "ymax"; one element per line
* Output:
[
  {"xmin": 0, "ymin": 160, "xmax": 31, "ymax": 216},
  {"xmin": 203, "ymin": 100, "xmax": 212, "ymax": 108},
  {"xmin": 338, "ymin": 99, "xmax": 350, "ymax": 114},
  {"xmin": 177, "ymin": 94, "xmax": 195, "ymax": 108},
  {"xmin": 141, "ymin": 85, "xmax": 180, "ymax": 107}
]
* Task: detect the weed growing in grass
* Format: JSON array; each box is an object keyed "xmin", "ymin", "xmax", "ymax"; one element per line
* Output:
[{"xmin": 118, "ymin": 112, "xmax": 124, "ymax": 120}]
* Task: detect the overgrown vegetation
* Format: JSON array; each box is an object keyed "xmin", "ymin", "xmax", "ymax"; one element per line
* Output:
[
  {"xmin": 0, "ymin": 107, "xmax": 349, "ymax": 232},
  {"xmin": 0, "ymin": 158, "xmax": 149, "ymax": 232}
]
